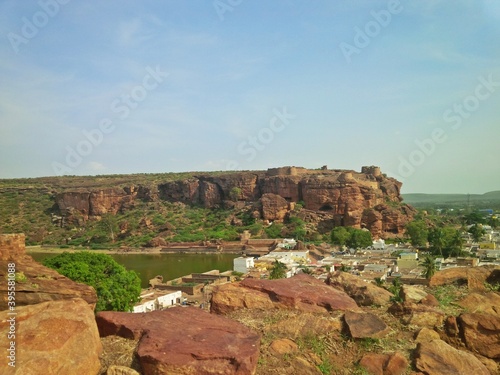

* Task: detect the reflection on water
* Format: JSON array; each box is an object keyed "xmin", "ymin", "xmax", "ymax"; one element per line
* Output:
[{"xmin": 29, "ymin": 252, "xmax": 238, "ymax": 288}]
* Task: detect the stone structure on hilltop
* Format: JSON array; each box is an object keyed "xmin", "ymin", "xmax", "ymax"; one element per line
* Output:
[{"xmin": 54, "ymin": 165, "xmax": 416, "ymax": 237}]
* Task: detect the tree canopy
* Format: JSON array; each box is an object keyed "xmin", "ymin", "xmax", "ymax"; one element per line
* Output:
[
  {"xmin": 331, "ymin": 227, "xmax": 372, "ymax": 249},
  {"xmin": 468, "ymin": 224, "xmax": 486, "ymax": 243},
  {"xmin": 405, "ymin": 220, "xmax": 428, "ymax": 247},
  {"xmin": 43, "ymin": 251, "xmax": 141, "ymax": 312},
  {"xmin": 269, "ymin": 260, "xmax": 287, "ymax": 279}
]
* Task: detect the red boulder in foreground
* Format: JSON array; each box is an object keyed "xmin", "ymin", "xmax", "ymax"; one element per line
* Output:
[{"xmin": 96, "ymin": 307, "xmax": 260, "ymax": 375}]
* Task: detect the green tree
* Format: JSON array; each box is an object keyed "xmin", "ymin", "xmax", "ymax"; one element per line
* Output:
[
  {"xmin": 288, "ymin": 216, "xmax": 306, "ymax": 241},
  {"xmin": 43, "ymin": 252, "xmax": 141, "ymax": 312},
  {"xmin": 330, "ymin": 227, "xmax": 350, "ymax": 246},
  {"xmin": 428, "ymin": 227, "xmax": 445, "ymax": 257},
  {"xmin": 420, "ymin": 254, "xmax": 438, "ymax": 279},
  {"xmin": 463, "ymin": 212, "xmax": 486, "ymax": 225},
  {"xmin": 97, "ymin": 214, "xmax": 118, "ymax": 244},
  {"xmin": 229, "ymin": 187, "xmax": 242, "ymax": 202},
  {"xmin": 445, "ymin": 228, "xmax": 463, "ymax": 257},
  {"xmin": 269, "ymin": 260, "xmax": 287, "ymax": 279},
  {"xmin": 405, "ymin": 220, "xmax": 428, "ymax": 247},
  {"xmin": 468, "ymin": 224, "xmax": 486, "ymax": 243},
  {"xmin": 265, "ymin": 223, "xmax": 283, "ymax": 238},
  {"xmin": 388, "ymin": 277, "xmax": 403, "ymax": 302},
  {"xmin": 488, "ymin": 215, "xmax": 499, "ymax": 229},
  {"xmin": 346, "ymin": 228, "xmax": 372, "ymax": 249}
]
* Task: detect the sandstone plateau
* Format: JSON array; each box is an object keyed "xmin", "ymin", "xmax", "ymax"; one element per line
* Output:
[{"xmin": 53, "ymin": 165, "xmax": 415, "ymax": 237}]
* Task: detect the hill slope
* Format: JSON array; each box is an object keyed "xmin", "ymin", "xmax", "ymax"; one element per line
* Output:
[{"xmin": 0, "ymin": 166, "xmax": 415, "ymax": 246}]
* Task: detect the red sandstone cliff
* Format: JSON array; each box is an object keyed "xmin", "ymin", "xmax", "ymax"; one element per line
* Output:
[{"xmin": 54, "ymin": 166, "xmax": 415, "ymax": 237}]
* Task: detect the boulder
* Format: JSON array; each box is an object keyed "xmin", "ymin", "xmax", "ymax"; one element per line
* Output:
[
  {"xmin": 327, "ymin": 271, "xmax": 393, "ymax": 306},
  {"xmin": 210, "ymin": 283, "xmax": 274, "ymax": 314},
  {"xmin": 344, "ymin": 310, "xmax": 391, "ymax": 339},
  {"xmin": 212, "ymin": 274, "xmax": 359, "ymax": 315},
  {"xmin": 458, "ymin": 313, "xmax": 500, "ymax": 359},
  {"xmin": 429, "ymin": 266, "xmax": 500, "ymax": 291},
  {"xmin": 269, "ymin": 338, "xmax": 299, "ymax": 356},
  {"xmin": 359, "ymin": 352, "xmax": 408, "ymax": 375},
  {"xmin": 260, "ymin": 193, "xmax": 289, "ymax": 221},
  {"xmin": 388, "ymin": 302, "xmax": 444, "ymax": 328},
  {"xmin": 414, "ymin": 339, "xmax": 490, "ymax": 375},
  {"xmin": 0, "ymin": 235, "xmax": 97, "ymax": 310},
  {"xmin": 399, "ymin": 285, "xmax": 427, "ymax": 304},
  {"xmin": 420, "ymin": 293, "xmax": 439, "ymax": 307},
  {"xmin": 414, "ymin": 327, "xmax": 441, "ymax": 343},
  {"xmin": 0, "ymin": 298, "xmax": 102, "ymax": 375},
  {"xmin": 458, "ymin": 292, "xmax": 500, "ymax": 318},
  {"xmin": 96, "ymin": 307, "xmax": 260, "ymax": 375}
]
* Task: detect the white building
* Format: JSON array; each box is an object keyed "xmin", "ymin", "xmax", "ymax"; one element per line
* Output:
[
  {"xmin": 266, "ymin": 250, "xmax": 309, "ymax": 263},
  {"xmin": 372, "ymin": 239, "xmax": 385, "ymax": 250},
  {"xmin": 233, "ymin": 257, "xmax": 255, "ymax": 274},
  {"xmin": 133, "ymin": 290, "xmax": 182, "ymax": 313}
]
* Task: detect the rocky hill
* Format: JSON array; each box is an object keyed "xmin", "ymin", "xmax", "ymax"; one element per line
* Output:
[{"xmin": 0, "ymin": 166, "xmax": 415, "ymax": 245}]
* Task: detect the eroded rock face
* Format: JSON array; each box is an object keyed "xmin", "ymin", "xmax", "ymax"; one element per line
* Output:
[
  {"xmin": 429, "ymin": 266, "xmax": 500, "ymax": 291},
  {"xmin": 211, "ymin": 274, "xmax": 359, "ymax": 315},
  {"xmin": 0, "ymin": 298, "xmax": 102, "ymax": 375},
  {"xmin": 414, "ymin": 339, "xmax": 490, "ymax": 375},
  {"xmin": 327, "ymin": 271, "xmax": 393, "ymax": 306},
  {"xmin": 52, "ymin": 166, "xmax": 414, "ymax": 236},
  {"xmin": 260, "ymin": 193, "xmax": 289, "ymax": 221},
  {"xmin": 458, "ymin": 313, "xmax": 500, "ymax": 359},
  {"xmin": 96, "ymin": 307, "xmax": 260, "ymax": 375},
  {"xmin": 0, "ymin": 235, "xmax": 97, "ymax": 310}
]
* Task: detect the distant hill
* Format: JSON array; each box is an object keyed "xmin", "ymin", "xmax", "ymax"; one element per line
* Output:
[{"xmin": 402, "ymin": 191, "xmax": 500, "ymax": 208}]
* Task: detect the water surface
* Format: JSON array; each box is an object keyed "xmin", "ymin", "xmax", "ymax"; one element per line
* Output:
[{"xmin": 30, "ymin": 252, "xmax": 238, "ymax": 288}]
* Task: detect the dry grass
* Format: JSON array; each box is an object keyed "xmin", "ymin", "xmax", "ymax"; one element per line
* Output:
[{"xmin": 99, "ymin": 335, "xmax": 141, "ymax": 375}]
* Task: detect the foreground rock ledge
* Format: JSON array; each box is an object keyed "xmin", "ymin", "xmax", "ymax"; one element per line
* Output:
[
  {"xmin": 0, "ymin": 298, "xmax": 102, "ymax": 375},
  {"xmin": 96, "ymin": 307, "xmax": 260, "ymax": 375},
  {"xmin": 211, "ymin": 274, "xmax": 359, "ymax": 315}
]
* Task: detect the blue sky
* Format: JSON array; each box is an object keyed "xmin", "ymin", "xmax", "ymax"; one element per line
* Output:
[{"xmin": 1, "ymin": 0, "xmax": 499, "ymax": 194}]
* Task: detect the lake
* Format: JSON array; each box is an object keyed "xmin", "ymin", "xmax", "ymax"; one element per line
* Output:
[{"xmin": 29, "ymin": 252, "xmax": 239, "ymax": 288}]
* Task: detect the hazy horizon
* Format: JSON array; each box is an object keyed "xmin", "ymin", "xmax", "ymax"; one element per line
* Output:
[{"xmin": 1, "ymin": 1, "xmax": 499, "ymax": 194}]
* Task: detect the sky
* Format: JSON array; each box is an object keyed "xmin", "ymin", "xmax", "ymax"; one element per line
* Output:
[{"xmin": 0, "ymin": 0, "xmax": 499, "ymax": 194}]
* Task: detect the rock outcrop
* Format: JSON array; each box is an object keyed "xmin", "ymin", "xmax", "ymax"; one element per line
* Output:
[
  {"xmin": 359, "ymin": 352, "xmax": 408, "ymax": 375},
  {"xmin": 429, "ymin": 266, "xmax": 500, "ymax": 291},
  {"xmin": 211, "ymin": 274, "xmax": 359, "ymax": 315},
  {"xmin": 96, "ymin": 307, "xmax": 260, "ymax": 375},
  {"xmin": 414, "ymin": 339, "xmax": 490, "ymax": 375},
  {"xmin": 54, "ymin": 166, "xmax": 414, "ymax": 236},
  {"xmin": 0, "ymin": 298, "xmax": 102, "ymax": 375},
  {"xmin": 458, "ymin": 313, "xmax": 500, "ymax": 359},
  {"xmin": 343, "ymin": 310, "xmax": 391, "ymax": 339},
  {"xmin": 326, "ymin": 271, "xmax": 393, "ymax": 306},
  {"xmin": 0, "ymin": 234, "xmax": 97, "ymax": 310}
]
